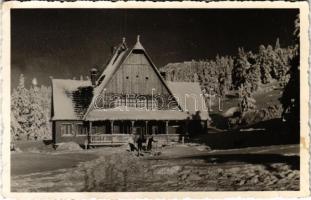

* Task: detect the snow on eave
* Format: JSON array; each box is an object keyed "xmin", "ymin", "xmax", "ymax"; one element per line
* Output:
[
  {"xmin": 166, "ymin": 81, "xmax": 210, "ymax": 120},
  {"xmin": 51, "ymin": 79, "xmax": 92, "ymax": 121}
]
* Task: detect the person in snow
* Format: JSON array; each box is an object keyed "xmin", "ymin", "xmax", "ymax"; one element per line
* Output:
[
  {"xmin": 146, "ymin": 134, "xmax": 157, "ymax": 151},
  {"xmin": 128, "ymin": 133, "xmax": 137, "ymax": 152}
]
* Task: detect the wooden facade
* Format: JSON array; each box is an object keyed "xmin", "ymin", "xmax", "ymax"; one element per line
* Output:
[{"xmin": 105, "ymin": 50, "xmax": 170, "ymax": 95}]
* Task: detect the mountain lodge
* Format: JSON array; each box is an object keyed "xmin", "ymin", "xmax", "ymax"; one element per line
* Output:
[{"xmin": 51, "ymin": 36, "xmax": 210, "ymax": 146}]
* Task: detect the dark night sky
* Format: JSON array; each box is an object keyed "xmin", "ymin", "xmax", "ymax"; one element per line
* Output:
[{"xmin": 11, "ymin": 9, "xmax": 298, "ymax": 88}]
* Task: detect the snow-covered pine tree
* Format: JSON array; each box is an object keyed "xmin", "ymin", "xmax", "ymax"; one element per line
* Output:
[
  {"xmin": 257, "ymin": 45, "xmax": 272, "ymax": 84},
  {"xmin": 28, "ymin": 78, "xmax": 46, "ymax": 140},
  {"xmin": 40, "ymin": 85, "xmax": 52, "ymax": 139},
  {"xmin": 11, "ymin": 74, "xmax": 31, "ymax": 140},
  {"xmin": 232, "ymin": 48, "xmax": 248, "ymax": 89}
]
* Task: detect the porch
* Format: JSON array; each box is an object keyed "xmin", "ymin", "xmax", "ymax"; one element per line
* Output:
[{"xmin": 87, "ymin": 120, "xmax": 198, "ymax": 146}]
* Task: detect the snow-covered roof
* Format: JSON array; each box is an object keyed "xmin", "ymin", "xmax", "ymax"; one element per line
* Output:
[
  {"xmin": 51, "ymin": 79, "xmax": 92, "ymax": 120},
  {"xmin": 167, "ymin": 81, "xmax": 210, "ymax": 120},
  {"xmin": 51, "ymin": 79, "xmax": 209, "ymax": 121}
]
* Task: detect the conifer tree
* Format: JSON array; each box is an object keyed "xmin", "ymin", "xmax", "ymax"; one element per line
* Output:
[
  {"xmin": 11, "ymin": 74, "xmax": 31, "ymax": 139},
  {"xmin": 232, "ymin": 48, "xmax": 248, "ymax": 89},
  {"xmin": 28, "ymin": 78, "xmax": 46, "ymax": 140},
  {"xmin": 257, "ymin": 45, "xmax": 272, "ymax": 84},
  {"xmin": 280, "ymin": 14, "xmax": 300, "ymax": 134}
]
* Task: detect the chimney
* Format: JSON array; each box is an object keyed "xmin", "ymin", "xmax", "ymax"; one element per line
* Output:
[
  {"xmin": 160, "ymin": 72, "xmax": 166, "ymax": 80},
  {"xmin": 90, "ymin": 67, "xmax": 98, "ymax": 86}
]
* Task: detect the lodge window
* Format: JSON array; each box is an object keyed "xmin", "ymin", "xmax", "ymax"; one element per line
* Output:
[
  {"xmin": 114, "ymin": 98, "xmax": 122, "ymax": 107},
  {"xmin": 137, "ymin": 98, "xmax": 147, "ymax": 108},
  {"xmin": 105, "ymin": 95, "xmax": 163, "ymax": 110},
  {"xmin": 76, "ymin": 123, "xmax": 87, "ymax": 136},
  {"xmin": 114, "ymin": 98, "xmax": 127, "ymax": 107},
  {"xmin": 127, "ymin": 98, "xmax": 136, "ymax": 108},
  {"xmin": 121, "ymin": 97, "xmax": 126, "ymax": 106},
  {"xmin": 147, "ymin": 99, "xmax": 158, "ymax": 110},
  {"xmin": 61, "ymin": 123, "xmax": 73, "ymax": 136}
]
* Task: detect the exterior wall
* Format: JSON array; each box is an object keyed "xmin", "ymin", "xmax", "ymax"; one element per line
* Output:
[
  {"xmin": 53, "ymin": 120, "xmax": 88, "ymax": 145},
  {"xmin": 52, "ymin": 119, "xmax": 208, "ymax": 145},
  {"xmin": 105, "ymin": 51, "xmax": 170, "ymax": 95}
]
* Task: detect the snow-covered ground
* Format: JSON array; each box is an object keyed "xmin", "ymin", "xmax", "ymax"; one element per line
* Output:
[{"xmin": 11, "ymin": 143, "xmax": 299, "ymax": 192}]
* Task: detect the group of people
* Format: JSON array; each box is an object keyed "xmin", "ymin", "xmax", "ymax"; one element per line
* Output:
[{"xmin": 128, "ymin": 133, "xmax": 157, "ymax": 157}]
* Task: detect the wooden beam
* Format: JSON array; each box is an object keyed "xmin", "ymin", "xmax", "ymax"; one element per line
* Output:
[
  {"xmin": 165, "ymin": 120, "xmax": 169, "ymax": 144},
  {"xmin": 204, "ymin": 120, "xmax": 208, "ymax": 134},
  {"xmin": 88, "ymin": 121, "xmax": 93, "ymax": 146},
  {"xmin": 145, "ymin": 121, "xmax": 149, "ymax": 135},
  {"xmin": 111, "ymin": 120, "xmax": 114, "ymax": 134},
  {"xmin": 185, "ymin": 120, "xmax": 189, "ymax": 135},
  {"xmin": 89, "ymin": 121, "xmax": 93, "ymax": 135},
  {"xmin": 131, "ymin": 120, "xmax": 135, "ymax": 134}
]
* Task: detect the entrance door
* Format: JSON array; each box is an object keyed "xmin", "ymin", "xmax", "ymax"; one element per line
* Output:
[{"xmin": 136, "ymin": 127, "xmax": 143, "ymax": 136}]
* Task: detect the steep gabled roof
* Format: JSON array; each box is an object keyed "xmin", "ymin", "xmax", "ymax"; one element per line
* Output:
[
  {"xmin": 83, "ymin": 36, "xmax": 182, "ymax": 120},
  {"xmin": 50, "ymin": 37, "xmax": 210, "ymax": 121},
  {"xmin": 51, "ymin": 79, "xmax": 92, "ymax": 120}
]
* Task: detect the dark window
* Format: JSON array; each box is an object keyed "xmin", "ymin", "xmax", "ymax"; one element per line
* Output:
[
  {"xmin": 76, "ymin": 124, "xmax": 87, "ymax": 135},
  {"xmin": 136, "ymin": 75, "xmax": 139, "ymax": 78},
  {"xmin": 126, "ymin": 76, "xmax": 129, "ymax": 79},
  {"xmin": 145, "ymin": 77, "xmax": 149, "ymax": 80},
  {"xmin": 61, "ymin": 123, "xmax": 73, "ymax": 136},
  {"xmin": 152, "ymin": 126, "xmax": 159, "ymax": 135}
]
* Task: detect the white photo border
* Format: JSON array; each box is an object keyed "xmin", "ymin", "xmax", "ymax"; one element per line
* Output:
[{"xmin": 1, "ymin": 1, "xmax": 309, "ymax": 199}]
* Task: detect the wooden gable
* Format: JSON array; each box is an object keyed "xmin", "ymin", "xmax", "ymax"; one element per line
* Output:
[
  {"xmin": 104, "ymin": 49, "xmax": 170, "ymax": 95},
  {"xmin": 83, "ymin": 37, "xmax": 183, "ymax": 119}
]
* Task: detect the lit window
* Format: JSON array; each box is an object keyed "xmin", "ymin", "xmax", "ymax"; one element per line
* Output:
[
  {"xmin": 114, "ymin": 98, "xmax": 122, "ymax": 107},
  {"xmin": 121, "ymin": 97, "xmax": 126, "ymax": 106},
  {"xmin": 137, "ymin": 98, "xmax": 147, "ymax": 108},
  {"xmin": 127, "ymin": 97, "xmax": 136, "ymax": 108},
  {"xmin": 148, "ymin": 99, "xmax": 158, "ymax": 110}
]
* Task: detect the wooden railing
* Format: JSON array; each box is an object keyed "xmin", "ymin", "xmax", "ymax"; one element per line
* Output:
[
  {"xmin": 90, "ymin": 134, "xmax": 130, "ymax": 144},
  {"xmin": 154, "ymin": 134, "xmax": 184, "ymax": 143},
  {"xmin": 89, "ymin": 134, "xmax": 185, "ymax": 145}
]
